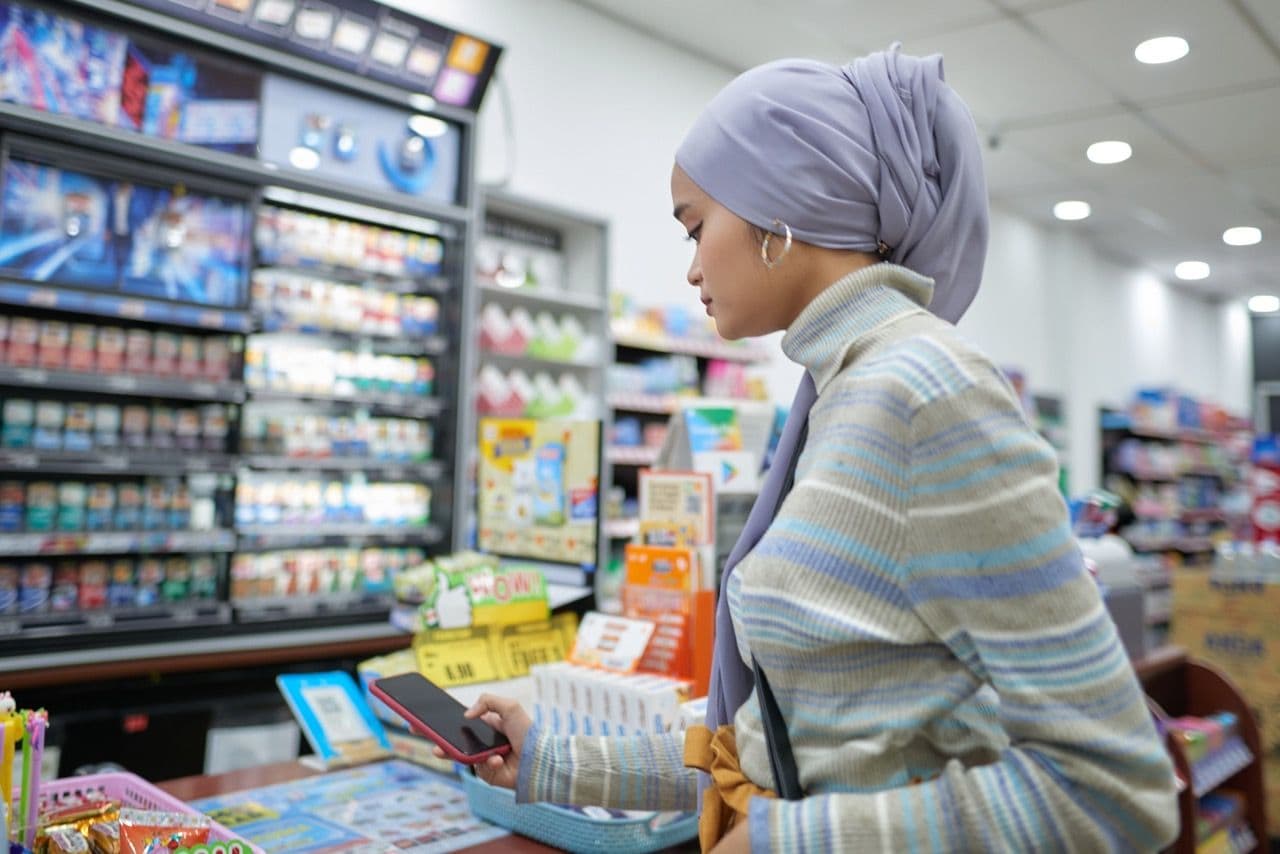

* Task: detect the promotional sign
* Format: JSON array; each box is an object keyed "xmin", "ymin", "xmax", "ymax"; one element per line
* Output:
[
  {"xmin": 0, "ymin": 156, "xmax": 250, "ymax": 308},
  {"xmin": 477, "ymin": 418, "xmax": 600, "ymax": 569}
]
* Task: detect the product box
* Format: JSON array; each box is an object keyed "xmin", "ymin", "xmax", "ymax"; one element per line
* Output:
[
  {"xmin": 20, "ymin": 562, "xmax": 52, "ymax": 613},
  {"xmin": 125, "ymin": 328, "xmax": 153, "ymax": 374},
  {"xmin": 56, "ymin": 481, "xmax": 87, "ymax": 531},
  {"xmin": 79, "ymin": 560, "xmax": 108, "ymax": 610},
  {"xmin": 49, "ymin": 563, "xmax": 79, "ymax": 611},
  {"xmin": 0, "ymin": 481, "xmax": 24, "ymax": 532},
  {"xmin": 1172, "ymin": 570, "xmax": 1280, "ymax": 623},
  {"xmin": 25, "ymin": 481, "xmax": 57, "ymax": 532},
  {"xmin": 33, "ymin": 400, "xmax": 65, "ymax": 451},
  {"xmin": 150, "ymin": 406, "xmax": 176, "ymax": 450},
  {"xmin": 114, "ymin": 482, "xmax": 143, "ymax": 530},
  {"xmin": 96, "ymin": 326, "xmax": 126, "ymax": 373},
  {"xmin": 7, "ymin": 318, "xmax": 38, "ymax": 366},
  {"xmin": 203, "ymin": 336, "xmax": 232, "ymax": 381},
  {"xmin": 2, "ymin": 399, "xmax": 35, "ymax": 448},
  {"xmin": 107, "ymin": 559, "xmax": 136, "ymax": 608},
  {"xmin": 175, "ymin": 407, "xmax": 201, "ymax": 451},
  {"xmin": 121, "ymin": 405, "xmax": 149, "ymax": 449},
  {"xmin": 178, "ymin": 335, "xmax": 203, "ymax": 379},
  {"xmin": 63, "ymin": 402, "xmax": 94, "ymax": 452},
  {"xmin": 135, "ymin": 558, "xmax": 164, "ymax": 607},
  {"xmin": 85, "ymin": 484, "xmax": 116, "ymax": 532},
  {"xmin": 0, "ymin": 563, "xmax": 18, "ymax": 614},
  {"xmin": 67, "ymin": 323, "xmax": 96, "ymax": 372},
  {"xmin": 152, "ymin": 332, "xmax": 179, "ymax": 376},
  {"xmin": 94, "ymin": 404, "xmax": 121, "ymax": 448},
  {"xmin": 37, "ymin": 321, "xmax": 69, "ymax": 369}
]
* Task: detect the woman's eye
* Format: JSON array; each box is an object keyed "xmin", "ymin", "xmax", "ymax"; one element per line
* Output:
[{"xmin": 684, "ymin": 225, "xmax": 702, "ymax": 244}]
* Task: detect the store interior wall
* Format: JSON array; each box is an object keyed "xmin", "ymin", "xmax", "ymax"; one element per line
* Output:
[{"xmin": 397, "ymin": 0, "xmax": 1252, "ymax": 493}]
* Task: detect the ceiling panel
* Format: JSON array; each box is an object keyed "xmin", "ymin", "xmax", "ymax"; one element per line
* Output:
[
  {"xmin": 788, "ymin": 0, "xmax": 997, "ymax": 54},
  {"xmin": 1027, "ymin": 0, "xmax": 1277, "ymax": 103},
  {"xmin": 1144, "ymin": 85, "xmax": 1280, "ymax": 171},
  {"xmin": 982, "ymin": 143, "xmax": 1073, "ymax": 198},
  {"xmin": 904, "ymin": 18, "xmax": 1119, "ymax": 126},
  {"xmin": 1241, "ymin": 0, "xmax": 1280, "ymax": 46}
]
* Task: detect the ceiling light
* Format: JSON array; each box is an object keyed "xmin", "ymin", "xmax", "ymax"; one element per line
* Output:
[
  {"xmin": 287, "ymin": 146, "xmax": 321, "ymax": 171},
  {"xmin": 1086, "ymin": 140, "xmax": 1132, "ymax": 165},
  {"xmin": 1053, "ymin": 200, "xmax": 1091, "ymax": 221},
  {"xmin": 1135, "ymin": 36, "xmax": 1189, "ymax": 64},
  {"xmin": 408, "ymin": 115, "xmax": 450, "ymax": 139},
  {"xmin": 1249, "ymin": 295, "xmax": 1280, "ymax": 313},
  {"xmin": 1174, "ymin": 260, "xmax": 1210, "ymax": 280},
  {"xmin": 1223, "ymin": 226, "xmax": 1262, "ymax": 246}
]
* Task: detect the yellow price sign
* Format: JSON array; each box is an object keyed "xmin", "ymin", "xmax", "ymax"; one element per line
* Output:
[
  {"xmin": 415, "ymin": 635, "xmax": 501, "ymax": 686},
  {"xmin": 494, "ymin": 612, "xmax": 578, "ymax": 677}
]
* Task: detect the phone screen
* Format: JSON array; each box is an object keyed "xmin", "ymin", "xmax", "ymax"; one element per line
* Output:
[{"xmin": 373, "ymin": 673, "xmax": 510, "ymax": 755}]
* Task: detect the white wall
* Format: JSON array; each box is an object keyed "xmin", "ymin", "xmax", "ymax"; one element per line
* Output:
[{"xmin": 396, "ymin": 0, "xmax": 1252, "ymax": 494}]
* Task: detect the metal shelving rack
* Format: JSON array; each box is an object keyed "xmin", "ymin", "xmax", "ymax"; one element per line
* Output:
[{"xmin": 0, "ymin": 0, "xmax": 491, "ymax": 651}]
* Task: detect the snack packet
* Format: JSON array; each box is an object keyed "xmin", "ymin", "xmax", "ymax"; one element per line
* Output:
[{"xmin": 118, "ymin": 808, "xmax": 211, "ymax": 854}]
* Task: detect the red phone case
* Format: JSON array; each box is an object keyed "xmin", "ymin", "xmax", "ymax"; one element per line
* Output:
[{"xmin": 369, "ymin": 680, "xmax": 512, "ymax": 765}]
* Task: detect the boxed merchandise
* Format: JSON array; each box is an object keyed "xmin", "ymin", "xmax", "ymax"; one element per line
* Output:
[
  {"xmin": 178, "ymin": 334, "xmax": 203, "ymax": 378},
  {"xmin": 33, "ymin": 400, "xmax": 65, "ymax": 450},
  {"xmin": 121, "ymin": 405, "xmax": 149, "ymax": 449},
  {"xmin": 200, "ymin": 404, "xmax": 229, "ymax": 452},
  {"xmin": 0, "ymin": 314, "xmax": 7, "ymax": 361},
  {"xmin": 0, "ymin": 563, "xmax": 17, "ymax": 614},
  {"xmin": 114, "ymin": 482, "xmax": 143, "ymax": 530},
  {"xmin": 56, "ymin": 481, "xmax": 87, "ymax": 531},
  {"xmin": 191, "ymin": 556, "xmax": 218, "ymax": 599},
  {"xmin": 2, "ymin": 398, "xmax": 34, "ymax": 448},
  {"xmin": 94, "ymin": 403, "xmax": 121, "ymax": 448},
  {"xmin": 108, "ymin": 559, "xmax": 136, "ymax": 607},
  {"xmin": 49, "ymin": 563, "xmax": 79, "ymax": 611},
  {"xmin": 143, "ymin": 479, "xmax": 173, "ymax": 531},
  {"xmin": 67, "ymin": 323, "xmax": 97, "ymax": 372},
  {"xmin": 0, "ymin": 481, "xmax": 24, "ymax": 532},
  {"xmin": 96, "ymin": 325, "xmax": 126, "ymax": 373},
  {"xmin": 125, "ymin": 328, "xmax": 153, "ymax": 374},
  {"xmin": 175, "ymin": 407, "xmax": 201, "ymax": 451},
  {"xmin": 163, "ymin": 557, "xmax": 191, "ymax": 602},
  {"xmin": 150, "ymin": 406, "xmax": 176, "ymax": 449},
  {"xmin": 203, "ymin": 335, "xmax": 232, "ymax": 381},
  {"xmin": 26, "ymin": 481, "xmax": 57, "ymax": 532},
  {"xmin": 79, "ymin": 560, "xmax": 108, "ymax": 610},
  {"xmin": 86, "ymin": 483, "xmax": 116, "ymax": 531},
  {"xmin": 63, "ymin": 402, "xmax": 94, "ymax": 452},
  {"xmin": 136, "ymin": 558, "xmax": 164, "ymax": 607},
  {"xmin": 20, "ymin": 562, "xmax": 52, "ymax": 613},
  {"xmin": 7, "ymin": 317, "xmax": 38, "ymax": 366},
  {"xmin": 37, "ymin": 320, "xmax": 69, "ymax": 369},
  {"xmin": 152, "ymin": 331, "xmax": 179, "ymax": 376}
]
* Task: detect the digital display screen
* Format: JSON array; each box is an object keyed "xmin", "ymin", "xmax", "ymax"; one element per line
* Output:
[{"xmin": 374, "ymin": 673, "xmax": 509, "ymax": 755}]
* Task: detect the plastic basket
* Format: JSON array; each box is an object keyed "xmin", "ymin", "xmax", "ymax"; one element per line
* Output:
[
  {"xmin": 37, "ymin": 771, "xmax": 262, "ymax": 854},
  {"xmin": 461, "ymin": 772, "xmax": 698, "ymax": 854}
]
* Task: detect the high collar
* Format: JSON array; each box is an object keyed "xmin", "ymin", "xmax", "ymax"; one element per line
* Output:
[{"xmin": 781, "ymin": 263, "xmax": 936, "ymax": 393}]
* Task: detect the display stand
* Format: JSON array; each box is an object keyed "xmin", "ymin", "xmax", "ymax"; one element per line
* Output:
[{"xmin": 1137, "ymin": 647, "xmax": 1266, "ymax": 853}]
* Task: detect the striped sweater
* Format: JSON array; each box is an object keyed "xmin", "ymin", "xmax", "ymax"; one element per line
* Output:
[{"xmin": 517, "ymin": 264, "xmax": 1179, "ymax": 852}]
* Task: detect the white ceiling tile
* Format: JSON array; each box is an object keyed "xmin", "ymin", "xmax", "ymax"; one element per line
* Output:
[
  {"xmin": 982, "ymin": 142, "xmax": 1072, "ymax": 198},
  {"xmin": 1241, "ymin": 0, "xmax": 1280, "ymax": 46},
  {"xmin": 788, "ymin": 0, "xmax": 997, "ymax": 53},
  {"xmin": 904, "ymin": 19, "xmax": 1119, "ymax": 126},
  {"xmin": 1027, "ymin": 0, "xmax": 1278, "ymax": 103},
  {"xmin": 1144, "ymin": 84, "xmax": 1280, "ymax": 171}
]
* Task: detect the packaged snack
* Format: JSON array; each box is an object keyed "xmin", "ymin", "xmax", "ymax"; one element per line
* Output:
[
  {"xmin": 8, "ymin": 317, "xmax": 39, "ymax": 366},
  {"xmin": 190, "ymin": 556, "xmax": 217, "ymax": 600},
  {"xmin": 63, "ymin": 402, "xmax": 95, "ymax": 452},
  {"xmin": 169, "ymin": 481, "xmax": 191, "ymax": 530},
  {"xmin": 43, "ymin": 825, "xmax": 89, "ymax": 853},
  {"xmin": 88, "ymin": 820, "xmax": 119, "ymax": 854},
  {"xmin": 57, "ymin": 481, "xmax": 87, "ymax": 531},
  {"xmin": 142, "ymin": 479, "xmax": 171, "ymax": 531},
  {"xmin": 50, "ymin": 563, "xmax": 79, "ymax": 611},
  {"xmin": 124, "ymin": 329, "xmax": 152, "ymax": 374},
  {"xmin": 0, "ymin": 481, "xmax": 24, "ymax": 532},
  {"xmin": 151, "ymin": 332, "xmax": 178, "ymax": 376},
  {"xmin": 202, "ymin": 336, "xmax": 231, "ymax": 381},
  {"xmin": 19, "ymin": 562, "xmax": 52, "ymax": 613},
  {"xmin": 67, "ymin": 323, "xmax": 97, "ymax": 372},
  {"xmin": 117, "ymin": 807, "xmax": 211, "ymax": 854},
  {"xmin": 161, "ymin": 557, "xmax": 191, "ymax": 602},
  {"xmin": 79, "ymin": 560, "xmax": 108, "ymax": 610},
  {"xmin": 26, "ymin": 481, "xmax": 57, "ymax": 532},
  {"xmin": 121, "ymin": 406, "xmax": 149, "ymax": 449},
  {"xmin": 34, "ymin": 400, "xmax": 65, "ymax": 451},
  {"xmin": 149, "ymin": 407, "xmax": 175, "ymax": 450},
  {"xmin": 0, "ymin": 563, "xmax": 18, "ymax": 614},
  {"xmin": 37, "ymin": 320, "xmax": 69, "ymax": 369},
  {"xmin": 135, "ymin": 559, "xmax": 163, "ymax": 607},
  {"xmin": 199, "ymin": 404, "xmax": 229, "ymax": 452},
  {"xmin": 114, "ymin": 482, "xmax": 143, "ymax": 530},
  {"xmin": 96, "ymin": 326, "xmax": 126, "ymax": 373},
  {"xmin": 36, "ymin": 800, "xmax": 121, "ymax": 853},
  {"xmin": 2, "ymin": 398, "xmax": 35, "ymax": 448},
  {"xmin": 94, "ymin": 404, "xmax": 121, "ymax": 448},
  {"xmin": 107, "ymin": 559, "xmax": 136, "ymax": 608},
  {"xmin": 177, "ymin": 335, "xmax": 202, "ymax": 379},
  {"xmin": 0, "ymin": 314, "xmax": 8, "ymax": 362},
  {"xmin": 174, "ymin": 408, "xmax": 200, "ymax": 451},
  {"xmin": 86, "ymin": 484, "xmax": 116, "ymax": 531}
]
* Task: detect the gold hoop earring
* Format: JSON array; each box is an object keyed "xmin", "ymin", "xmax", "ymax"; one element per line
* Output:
[{"xmin": 761, "ymin": 220, "xmax": 792, "ymax": 270}]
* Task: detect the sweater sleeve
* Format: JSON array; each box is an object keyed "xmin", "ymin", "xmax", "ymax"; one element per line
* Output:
[
  {"xmin": 749, "ymin": 373, "xmax": 1179, "ymax": 852},
  {"xmin": 515, "ymin": 726, "xmax": 699, "ymax": 812}
]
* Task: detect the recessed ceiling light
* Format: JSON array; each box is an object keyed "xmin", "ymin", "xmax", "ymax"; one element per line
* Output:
[
  {"xmin": 1135, "ymin": 36, "xmax": 1189, "ymax": 64},
  {"xmin": 408, "ymin": 115, "xmax": 450, "ymax": 139},
  {"xmin": 1086, "ymin": 140, "xmax": 1132, "ymax": 165},
  {"xmin": 1223, "ymin": 226, "xmax": 1262, "ymax": 246},
  {"xmin": 1174, "ymin": 260, "xmax": 1210, "ymax": 280},
  {"xmin": 1248, "ymin": 295, "xmax": 1280, "ymax": 313},
  {"xmin": 1053, "ymin": 200, "xmax": 1091, "ymax": 221},
  {"xmin": 288, "ymin": 146, "xmax": 321, "ymax": 171}
]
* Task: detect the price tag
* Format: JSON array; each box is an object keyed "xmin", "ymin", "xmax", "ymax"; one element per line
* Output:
[
  {"xmin": 186, "ymin": 457, "xmax": 209, "ymax": 471},
  {"xmin": 27, "ymin": 289, "xmax": 57, "ymax": 307},
  {"xmin": 414, "ymin": 630, "xmax": 501, "ymax": 686},
  {"xmin": 4, "ymin": 452, "xmax": 37, "ymax": 469},
  {"xmin": 0, "ymin": 619, "xmax": 19, "ymax": 636},
  {"xmin": 198, "ymin": 311, "xmax": 226, "ymax": 329},
  {"xmin": 494, "ymin": 617, "xmax": 573, "ymax": 677},
  {"xmin": 172, "ymin": 607, "xmax": 197, "ymax": 622},
  {"xmin": 86, "ymin": 612, "xmax": 114, "ymax": 629},
  {"xmin": 101, "ymin": 455, "xmax": 129, "ymax": 470},
  {"xmin": 107, "ymin": 375, "xmax": 139, "ymax": 392},
  {"xmin": 16, "ymin": 369, "xmax": 47, "ymax": 385},
  {"xmin": 192, "ymin": 382, "xmax": 216, "ymax": 398},
  {"xmin": 118, "ymin": 299, "xmax": 147, "ymax": 319}
]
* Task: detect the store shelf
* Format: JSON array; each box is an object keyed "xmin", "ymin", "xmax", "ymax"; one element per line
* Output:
[
  {"xmin": 603, "ymin": 518, "xmax": 640, "ymax": 539},
  {"xmin": 606, "ymin": 445, "xmax": 661, "ymax": 466},
  {"xmin": 241, "ymin": 456, "xmax": 446, "ymax": 480},
  {"xmin": 254, "ymin": 317, "xmax": 448, "ymax": 354},
  {"xmin": 245, "ymin": 387, "xmax": 445, "ymax": 418},
  {"xmin": 1114, "ymin": 467, "xmax": 1180, "ymax": 483},
  {"xmin": 1130, "ymin": 538, "xmax": 1217, "ymax": 554},
  {"xmin": 255, "ymin": 261, "xmax": 450, "ymax": 295},
  {"xmin": 0, "ymin": 602, "xmax": 230, "ymax": 641},
  {"xmin": 477, "ymin": 281, "xmax": 605, "ymax": 312},
  {"xmin": 0, "ymin": 529, "xmax": 237, "ymax": 557},
  {"xmin": 233, "ymin": 592, "xmax": 394, "ymax": 623},
  {"xmin": 0, "ymin": 366, "xmax": 244, "ymax": 402},
  {"xmin": 237, "ymin": 523, "xmax": 444, "ymax": 550},
  {"xmin": 612, "ymin": 327, "xmax": 771, "ymax": 364},
  {"xmin": 479, "ymin": 350, "xmax": 598, "ymax": 370},
  {"xmin": 1115, "ymin": 423, "xmax": 1229, "ymax": 446},
  {"xmin": 0, "ymin": 449, "xmax": 235, "ymax": 476},
  {"xmin": 1182, "ymin": 509, "xmax": 1227, "ymax": 524},
  {"xmin": 608, "ymin": 393, "xmax": 681, "ymax": 414},
  {"xmin": 0, "ymin": 279, "xmax": 252, "ymax": 332},
  {"xmin": 1190, "ymin": 736, "xmax": 1254, "ymax": 798}
]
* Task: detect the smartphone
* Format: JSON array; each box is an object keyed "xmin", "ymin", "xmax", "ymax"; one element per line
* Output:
[{"xmin": 369, "ymin": 672, "xmax": 512, "ymax": 764}]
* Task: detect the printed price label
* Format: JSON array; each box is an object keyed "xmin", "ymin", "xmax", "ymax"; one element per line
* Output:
[
  {"xmin": 27, "ymin": 289, "xmax": 57, "ymax": 307},
  {"xmin": 569, "ymin": 612, "xmax": 656, "ymax": 673},
  {"xmin": 414, "ymin": 635, "xmax": 500, "ymax": 686},
  {"xmin": 119, "ymin": 300, "xmax": 147, "ymax": 318},
  {"xmin": 494, "ymin": 612, "xmax": 576, "ymax": 677},
  {"xmin": 107, "ymin": 376, "xmax": 139, "ymax": 392}
]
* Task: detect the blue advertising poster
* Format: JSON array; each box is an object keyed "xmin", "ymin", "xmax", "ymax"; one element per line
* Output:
[
  {"xmin": 0, "ymin": 0, "xmax": 260, "ymax": 155},
  {"xmin": 0, "ymin": 157, "xmax": 249, "ymax": 308}
]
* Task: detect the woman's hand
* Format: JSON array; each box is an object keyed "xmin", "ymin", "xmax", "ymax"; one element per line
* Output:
[
  {"xmin": 431, "ymin": 693, "xmax": 532, "ymax": 790},
  {"xmin": 710, "ymin": 820, "xmax": 751, "ymax": 854}
]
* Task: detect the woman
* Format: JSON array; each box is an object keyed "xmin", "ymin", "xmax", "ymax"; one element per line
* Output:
[{"xmin": 442, "ymin": 46, "xmax": 1179, "ymax": 853}]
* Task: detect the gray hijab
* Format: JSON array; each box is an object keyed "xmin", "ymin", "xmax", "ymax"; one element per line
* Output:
[
  {"xmin": 677, "ymin": 46, "xmax": 989, "ymax": 741},
  {"xmin": 675, "ymin": 43, "xmax": 988, "ymax": 324}
]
